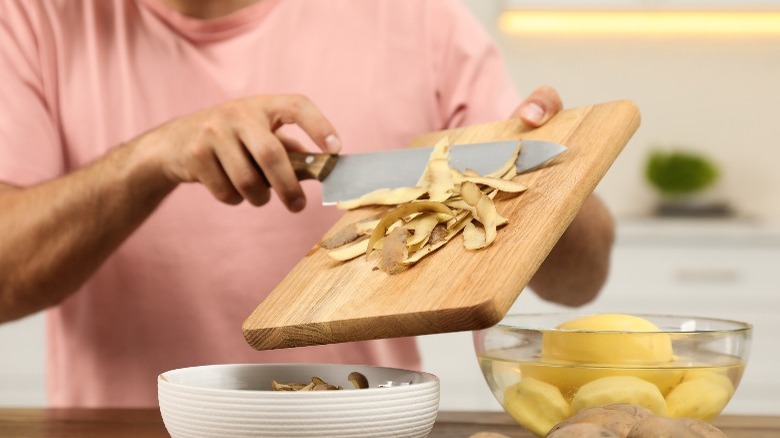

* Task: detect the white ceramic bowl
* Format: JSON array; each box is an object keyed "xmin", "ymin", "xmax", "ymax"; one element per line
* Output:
[{"xmin": 158, "ymin": 363, "xmax": 440, "ymax": 438}]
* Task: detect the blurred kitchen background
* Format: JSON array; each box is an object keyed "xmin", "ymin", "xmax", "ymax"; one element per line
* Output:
[{"xmin": 2, "ymin": 0, "xmax": 779, "ymax": 416}]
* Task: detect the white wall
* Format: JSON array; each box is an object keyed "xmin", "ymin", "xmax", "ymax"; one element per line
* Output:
[{"xmin": 461, "ymin": 0, "xmax": 780, "ymax": 222}]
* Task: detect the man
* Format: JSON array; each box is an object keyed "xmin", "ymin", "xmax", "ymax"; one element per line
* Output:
[{"xmin": 0, "ymin": 0, "xmax": 614, "ymax": 406}]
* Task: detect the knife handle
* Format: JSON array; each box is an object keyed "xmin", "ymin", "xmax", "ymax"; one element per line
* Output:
[{"xmin": 288, "ymin": 151, "xmax": 339, "ymax": 182}]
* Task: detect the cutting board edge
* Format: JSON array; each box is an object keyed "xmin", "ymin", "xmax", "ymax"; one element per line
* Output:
[{"xmin": 242, "ymin": 296, "xmax": 505, "ymax": 350}]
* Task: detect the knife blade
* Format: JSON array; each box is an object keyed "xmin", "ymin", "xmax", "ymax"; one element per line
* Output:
[{"xmin": 287, "ymin": 139, "xmax": 567, "ymax": 205}]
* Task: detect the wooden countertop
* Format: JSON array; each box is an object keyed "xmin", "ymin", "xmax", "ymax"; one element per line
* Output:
[{"xmin": 0, "ymin": 409, "xmax": 779, "ymax": 437}]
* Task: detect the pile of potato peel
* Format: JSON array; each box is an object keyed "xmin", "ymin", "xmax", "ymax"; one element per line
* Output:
[{"xmin": 319, "ymin": 137, "xmax": 527, "ymax": 274}]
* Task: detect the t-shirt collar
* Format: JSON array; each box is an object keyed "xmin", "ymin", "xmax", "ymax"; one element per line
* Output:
[{"xmin": 136, "ymin": 0, "xmax": 281, "ymax": 43}]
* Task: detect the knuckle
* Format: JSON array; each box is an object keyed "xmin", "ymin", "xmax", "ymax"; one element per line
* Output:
[
  {"xmin": 255, "ymin": 144, "xmax": 284, "ymax": 167},
  {"xmin": 234, "ymin": 170, "xmax": 262, "ymax": 193},
  {"xmin": 539, "ymin": 86, "xmax": 562, "ymax": 104},
  {"xmin": 189, "ymin": 142, "xmax": 213, "ymax": 164},
  {"xmin": 286, "ymin": 93, "xmax": 310, "ymax": 114},
  {"xmin": 195, "ymin": 122, "xmax": 221, "ymax": 144},
  {"xmin": 249, "ymin": 188, "xmax": 272, "ymax": 207},
  {"xmin": 213, "ymin": 186, "xmax": 242, "ymax": 205}
]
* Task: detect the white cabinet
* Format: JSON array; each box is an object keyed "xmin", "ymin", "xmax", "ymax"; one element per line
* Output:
[
  {"xmin": 0, "ymin": 312, "xmax": 46, "ymax": 406},
  {"xmin": 420, "ymin": 219, "xmax": 780, "ymax": 414},
  {"xmin": 591, "ymin": 219, "xmax": 780, "ymax": 415}
]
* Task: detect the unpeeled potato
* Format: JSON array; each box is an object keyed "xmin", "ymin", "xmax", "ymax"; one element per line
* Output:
[{"xmin": 546, "ymin": 404, "xmax": 729, "ymax": 438}]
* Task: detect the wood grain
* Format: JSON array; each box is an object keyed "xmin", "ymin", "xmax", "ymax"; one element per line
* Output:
[
  {"xmin": 1, "ymin": 409, "xmax": 778, "ymax": 438},
  {"xmin": 243, "ymin": 100, "xmax": 641, "ymax": 350}
]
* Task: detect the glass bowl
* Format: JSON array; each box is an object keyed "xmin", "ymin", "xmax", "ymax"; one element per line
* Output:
[{"xmin": 473, "ymin": 313, "xmax": 751, "ymax": 437}]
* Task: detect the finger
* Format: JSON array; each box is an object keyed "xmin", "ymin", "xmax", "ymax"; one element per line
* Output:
[
  {"xmin": 236, "ymin": 123, "xmax": 306, "ymax": 212},
  {"xmin": 192, "ymin": 147, "xmax": 244, "ymax": 205},
  {"xmin": 276, "ymin": 134, "xmax": 308, "ymax": 153},
  {"xmin": 212, "ymin": 134, "xmax": 272, "ymax": 207},
  {"xmin": 263, "ymin": 94, "xmax": 342, "ymax": 153},
  {"xmin": 512, "ymin": 85, "xmax": 563, "ymax": 128}
]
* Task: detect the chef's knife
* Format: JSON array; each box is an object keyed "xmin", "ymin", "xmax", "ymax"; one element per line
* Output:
[{"xmin": 287, "ymin": 140, "xmax": 567, "ymax": 205}]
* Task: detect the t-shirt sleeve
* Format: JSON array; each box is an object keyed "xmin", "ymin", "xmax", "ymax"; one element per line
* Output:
[
  {"xmin": 0, "ymin": 1, "xmax": 64, "ymax": 186},
  {"xmin": 429, "ymin": 0, "xmax": 521, "ymax": 129}
]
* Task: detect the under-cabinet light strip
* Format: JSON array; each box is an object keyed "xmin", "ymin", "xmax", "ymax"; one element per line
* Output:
[{"xmin": 500, "ymin": 11, "xmax": 780, "ymax": 35}]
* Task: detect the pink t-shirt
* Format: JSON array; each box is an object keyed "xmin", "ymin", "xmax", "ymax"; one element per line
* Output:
[{"xmin": 0, "ymin": 0, "xmax": 519, "ymax": 407}]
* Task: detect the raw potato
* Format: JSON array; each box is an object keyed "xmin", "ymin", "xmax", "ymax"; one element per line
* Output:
[
  {"xmin": 678, "ymin": 418, "xmax": 728, "ymax": 438},
  {"xmin": 571, "ymin": 376, "xmax": 667, "ymax": 416},
  {"xmin": 626, "ymin": 415, "xmax": 701, "ymax": 438},
  {"xmin": 547, "ymin": 423, "xmax": 619, "ymax": 438},
  {"xmin": 503, "ymin": 377, "xmax": 571, "ymax": 437},
  {"xmin": 519, "ymin": 360, "xmax": 684, "ymax": 401},
  {"xmin": 330, "ymin": 136, "xmax": 528, "ymax": 273},
  {"xmin": 546, "ymin": 404, "xmax": 729, "ymax": 438},
  {"xmin": 601, "ymin": 403, "xmax": 654, "ymax": 422},
  {"xmin": 547, "ymin": 406, "xmax": 639, "ymax": 437},
  {"xmin": 542, "ymin": 314, "xmax": 674, "ymax": 365},
  {"xmin": 665, "ymin": 375, "xmax": 733, "ymax": 421}
]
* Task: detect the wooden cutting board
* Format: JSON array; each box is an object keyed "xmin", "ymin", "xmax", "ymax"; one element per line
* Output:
[{"xmin": 243, "ymin": 99, "xmax": 641, "ymax": 350}]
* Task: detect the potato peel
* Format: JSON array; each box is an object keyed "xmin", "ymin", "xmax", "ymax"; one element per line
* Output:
[
  {"xmin": 461, "ymin": 181, "xmax": 498, "ymax": 245},
  {"xmin": 455, "ymin": 174, "xmax": 527, "ymax": 193},
  {"xmin": 404, "ymin": 213, "xmax": 441, "ymax": 246},
  {"xmin": 327, "ymin": 137, "xmax": 531, "ymax": 273},
  {"xmin": 463, "ymin": 219, "xmax": 487, "ymax": 250},
  {"xmin": 327, "ymin": 237, "xmax": 370, "ymax": 261},
  {"xmin": 337, "ymin": 186, "xmax": 427, "ymax": 210},
  {"xmin": 366, "ymin": 201, "xmax": 455, "ymax": 259},
  {"xmin": 379, "ymin": 228, "xmax": 410, "ymax": 274}
]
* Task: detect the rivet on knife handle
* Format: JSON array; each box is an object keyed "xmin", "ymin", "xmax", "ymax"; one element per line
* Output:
[{"xmin": 288, "ymin": 152, "xmax": 339, "ymax": 182}]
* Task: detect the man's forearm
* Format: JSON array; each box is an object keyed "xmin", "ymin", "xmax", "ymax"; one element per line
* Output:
[
  {"xmin": 0, "ymin": 141, "xmax": 176, "ymax": 323},
  {"xmin": 528, "ymin": 195, "xmax": 616, "ymax": 306}
]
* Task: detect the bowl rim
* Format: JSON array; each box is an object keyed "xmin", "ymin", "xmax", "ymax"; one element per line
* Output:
[
  {"xmin": 490, "ymin": 312, "xmax": 753, "ymax": 334},
  {"xmin": 158, "ymin": 363, "xmax": 439, "ymax": 396}
]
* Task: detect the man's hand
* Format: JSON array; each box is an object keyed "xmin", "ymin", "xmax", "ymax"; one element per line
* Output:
[
  {"xmin": 145, "ymin": 94, "xmax": 342, "ymax": 212},
  {"xmin": 509, "ymin": 86, "xmax": 616, "ymax": 307},
  {"xmin": 0, "ymin": 94, "xmax": 341, "ymax": 322},
  {"xmin": 511, "ymin": 86, "xmax": 563, "ymax": 128}
]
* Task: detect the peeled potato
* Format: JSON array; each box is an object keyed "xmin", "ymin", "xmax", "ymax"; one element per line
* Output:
[
  {"xmin": 665, "ymin": 374, "xmax": 733, "ymax": 421},
  {"xmin": 542, "ymin": 314, "xmax": 674, "ymax": 365},
  {"xmin": 503, "ymin": 377, "xmax": 571, "ymax": 437},
  {"xmin": 571, "ymin": 376, "xmax": 667, "ymax": 416},
  {"xmin": 521, "ymin": 361, "xmax": 683, "ymax": 400}
]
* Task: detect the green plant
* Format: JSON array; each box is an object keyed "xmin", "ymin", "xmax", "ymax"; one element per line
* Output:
[{"xmin": 645, "ymin": 150, "xmax": 719, "ymax": 198}]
